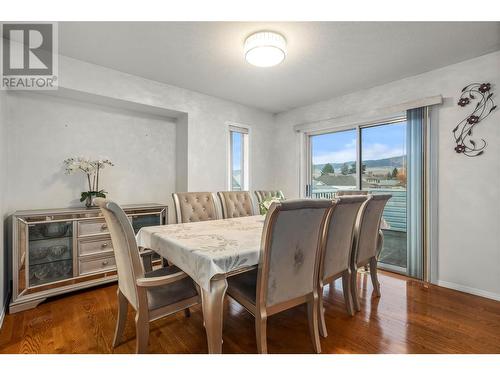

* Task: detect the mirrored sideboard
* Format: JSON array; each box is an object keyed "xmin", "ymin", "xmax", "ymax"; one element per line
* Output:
[{"xmin": 10, "ymin": 203, "xmax": 167, "ymax": 313}]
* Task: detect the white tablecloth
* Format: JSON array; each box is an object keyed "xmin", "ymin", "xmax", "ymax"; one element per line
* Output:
[
  {"xmin": 136, "ymin": 216, "xmax": 265, "ymax": 291},
  {"xmin": 136, "ymin": 214, "xmax": 390, "ymax": 291}
]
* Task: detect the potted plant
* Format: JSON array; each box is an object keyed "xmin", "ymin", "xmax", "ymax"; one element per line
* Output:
[
  {"xmin": 259, "ymin": 196, "xmax": 282, "ymax": 215},
  {"xmin": 63, "ymin": 157, "xmax": 114, "ymax": 208}
]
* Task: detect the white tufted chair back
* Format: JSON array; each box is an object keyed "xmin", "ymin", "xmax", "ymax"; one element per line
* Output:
[
  {"xmin": 217, "ymin": 191, "xmax": 255, "ymax": 218},
  {"xmin": 172, "ymin": 192, "xmax": 220, "ymax": 223}
]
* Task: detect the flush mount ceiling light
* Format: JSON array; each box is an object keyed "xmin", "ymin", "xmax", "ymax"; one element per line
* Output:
[{"xmin": 244, "ymin": 31, "xmax": 286, "ymax": 67}]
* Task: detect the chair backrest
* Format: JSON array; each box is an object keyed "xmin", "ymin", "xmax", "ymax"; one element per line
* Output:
[
  {"xmin": 95, "ymin": 198, "xmax": 144, "ymax": 309},
  {"xmin": 254, "ymin": 190, "xmax": 285, "ymax": 204},
  {"xmin": 353, "ymin": 194, "xmax": 392, "ymax": 265},
  {"xmin": 217, "ymin": 191, "xmax": 255, "ymax": 218},
  {"xmin": 172, "ymin": 192, "xmax": 219, "ymax": 223},
  {"xmin": 336, "ymin": 190, "xmax": 368, "ymax": 197},
  {"xmin": 321, "ymin": 195, "xmax": 367, "ymax": 281},
  {"xmin": 257, "ymin": 199, "xmax": 333, "ymax": 308}
]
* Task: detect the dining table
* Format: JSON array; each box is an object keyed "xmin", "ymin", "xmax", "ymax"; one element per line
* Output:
[{"xmin": 136, "ymin": 215, "xmax": 265, "ymax": 354}]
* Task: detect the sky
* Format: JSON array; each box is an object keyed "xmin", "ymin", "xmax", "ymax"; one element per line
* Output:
[
  {"xmin": 232, "ymin": 131, "xmax": 242, "ymax": 171},
  {"xmin": 312, "ymin": 122, "xmax": 407, "ymax": 165}
]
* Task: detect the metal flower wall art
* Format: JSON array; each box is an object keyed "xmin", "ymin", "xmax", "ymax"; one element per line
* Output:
[{"xmin": 453, "ymin": 82, "xmax": 496, "ymax": 157}]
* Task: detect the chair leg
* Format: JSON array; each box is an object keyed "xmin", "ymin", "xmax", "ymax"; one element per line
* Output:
[
  {"xmin": 184, "ymin": 308, "xmax": 191, "ymax": 318},
  {"xmin": 307, "ymin": 295, "xmax": 322, "ymax": 354},
  {"xmin": 318, "ymin": 284, "xmax": 328, "ymax": 338},
  {"xmin": 350, "ymin": 265, "xmax": 361, "ymax": 312},
  {"xmin": 113, "ymin": 289, "xmax": 128, "ymax": 348},
  {"xmin": 369, "ymin": 257, "xmax": 381, "ymax": 297},
  {"xmin": 255, "ymin": 315, "xmax": 268, "ymax": 354},
  {"xmin": 135, "ymin": 311, "xmax": 150, "ymax": 354},
  {"xmin": 342, "ymin": 270, "xmax": 355, "ymax": 316}
]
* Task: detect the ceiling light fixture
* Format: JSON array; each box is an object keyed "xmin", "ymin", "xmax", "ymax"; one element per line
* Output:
[{"xmin": 244, "ymin": 31, "xmax": 286, "ymax": 67}]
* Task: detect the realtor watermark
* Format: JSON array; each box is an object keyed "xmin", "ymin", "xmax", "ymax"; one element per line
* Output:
[{"xmin": 1, "ymin": 22, "xmax": 58, "ymax": 90}]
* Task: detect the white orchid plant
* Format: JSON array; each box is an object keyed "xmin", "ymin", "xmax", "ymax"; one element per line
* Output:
[
  {"xmin": 259, "ymin": 196, "xmax": 282, "ymax": 215},
  {"xmin": 63, "ymin": 157, "xmax": 114, "ymax": 206}
]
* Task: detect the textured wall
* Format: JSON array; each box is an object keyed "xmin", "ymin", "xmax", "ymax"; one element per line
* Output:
[
  {"xmin": 4, "ymin": 92, "xmax": 177, "ymax": 217},
  {"xmin": 1, "ymin": 55, "xmax": 277, "ymax": 219},
  {"xmin": 57, "ymin": 55, "xmax": 276, "ymax": 193},
  {"xmin": 273, "ymin": 51, "xmax": 500, "ymax": 300}
]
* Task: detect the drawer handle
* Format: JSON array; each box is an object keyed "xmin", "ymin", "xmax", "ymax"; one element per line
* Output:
[
  {"xmin": 101, "ymin": 242, "xmax": 109, "ymax": 248},
  {"xmin": 101, "ymin": 224, "xmax": 108, "ymax": 230},
  {"xmin": 102, "ymin": 260, "xmax": 109, "ymax": 266}
]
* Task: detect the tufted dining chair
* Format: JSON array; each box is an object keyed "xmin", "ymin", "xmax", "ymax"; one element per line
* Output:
[
  {"xmin": 94, "ymin": 198, "xmax": 200, "ymax": 353},
  {"xmin": 350, "ymin": 194, "xmax": 392, "ymax": 312},
  {"xmin": 172, "ymin": 192, "xmax": 220, "ymax": 223},
  {"xmin": 217, "ymin": 191, "xmax": 255, "ymax": 219},
  {"xmin": 226, "ymin": 199, "xmax": 333, "ymax": 353},
  {"xmin": 317, "ymin": 195, "xmax": 367, "ymax": 337},
  {"xmin": 254, "ymin": 190, "xmax": 285, "ymax": 204}
]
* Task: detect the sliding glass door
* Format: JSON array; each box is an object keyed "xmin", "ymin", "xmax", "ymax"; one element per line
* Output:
[{"xmin": 307, "ymin": 116, "xmax": 423, "ymax": 278}]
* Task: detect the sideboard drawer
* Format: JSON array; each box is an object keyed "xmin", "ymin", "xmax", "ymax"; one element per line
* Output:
[
  {"xmin": 78, "ymin": 237, "xmax": 113, "ymax": 257},
  {"xmin": 79, "ymin": 255, "xmax": 116, "ymax": 276},
  {"xmin": 78, "ymin": 219, "xmax": 109, "ymax": 237}
]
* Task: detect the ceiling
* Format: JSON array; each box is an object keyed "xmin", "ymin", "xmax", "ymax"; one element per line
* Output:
[{"xmin": 59, "ymin": 22, "xmax": 500, "ymax": 113}]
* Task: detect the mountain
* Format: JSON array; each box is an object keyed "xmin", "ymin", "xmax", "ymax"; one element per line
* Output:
[
  {"xmin": 314, "ymin": 155, "xmax": 406, "ymax": 171},
  {"xmin": 361, "ymin": 155, "xmax": 406, "ymax": 168}
]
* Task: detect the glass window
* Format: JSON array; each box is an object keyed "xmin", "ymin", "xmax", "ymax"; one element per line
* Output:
[
  {"xmin": 229, "ymin": 126, "xmax": 249, "ymax": 191},
  {"xmin": 310, "ymin": 129, "xmax": 357, "ymax": 198}
]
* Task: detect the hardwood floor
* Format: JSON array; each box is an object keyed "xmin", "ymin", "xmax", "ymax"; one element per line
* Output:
[{"xmin": 1, "ymin": 270, "xmax": 500, "ymax": 354}]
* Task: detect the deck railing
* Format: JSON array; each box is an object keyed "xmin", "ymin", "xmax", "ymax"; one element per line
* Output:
[{"xmin": 311, "ymin": 188, "xmax": 407, "ymax": 232}]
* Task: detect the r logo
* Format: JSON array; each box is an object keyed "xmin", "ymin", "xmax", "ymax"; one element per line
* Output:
[{"xmin": 2, "ymin": 23, "xmax": 53, "ymax": 76}]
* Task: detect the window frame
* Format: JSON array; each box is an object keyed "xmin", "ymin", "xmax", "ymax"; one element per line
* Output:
[
  {"xmin": 227, "ymin": 123, "xmax": 250, "ymax": 191},
  {"xmin": 359, "ymin": 117, "xmax": 408, "ymax": 191},
  {"xmin": 304, "ymin": 115, "xmax": 406, "ymax": 194},
  {"xmin": 307, "ymin": 127, "xmax": 358, "ymax": 196}
]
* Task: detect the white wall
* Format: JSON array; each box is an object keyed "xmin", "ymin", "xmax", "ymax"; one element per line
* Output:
[
  {"xmin": 57, "ymin": 56, "xmax": 276, "ymax": 193},
  {"xmin": 274, "ymin": 51, "xmax": 500, "ymax": 300},
  {"xmin": 4, "ymin": 92, "xmax": 177, "ymax": 215},
  {"xmin": 1, "ymin": 55, "xmax": 277, "ymax": 215}
]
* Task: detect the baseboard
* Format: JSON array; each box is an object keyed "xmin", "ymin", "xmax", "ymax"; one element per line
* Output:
[{"xmin": 437, "ymin": 280, "xmax": 500, "ymax": 302}]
